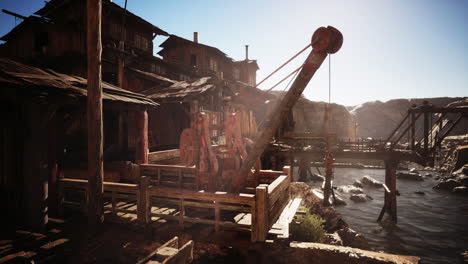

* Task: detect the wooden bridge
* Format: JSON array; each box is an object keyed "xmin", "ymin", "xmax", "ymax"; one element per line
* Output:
[{"xmin": 268, "ymin": 102, "xmax": 468, "ymax": 221}]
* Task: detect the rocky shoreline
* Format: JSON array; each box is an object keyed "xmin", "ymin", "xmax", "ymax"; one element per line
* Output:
[
  {"xmin": 290, "ymin": 182, "xmax": 370, "ymax": 249},
  {"xmin": 434, "ymin": 165, "xmax": 468, "ymax": 194}
]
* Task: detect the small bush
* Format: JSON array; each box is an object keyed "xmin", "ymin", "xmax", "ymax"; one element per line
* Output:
[{"xmin": 290, "ymin": 213, "xmax": 326, "ymax": 242}]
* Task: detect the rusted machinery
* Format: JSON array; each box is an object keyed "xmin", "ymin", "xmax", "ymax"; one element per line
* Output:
[{"xmin": 179, "ymin": 26, "xmax": 343, "ymax": 193}]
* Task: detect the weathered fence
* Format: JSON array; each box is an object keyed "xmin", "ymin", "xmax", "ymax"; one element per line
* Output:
[{"xmin": 58, "ymin": 166, "xmax": 292, "ymax": 242}]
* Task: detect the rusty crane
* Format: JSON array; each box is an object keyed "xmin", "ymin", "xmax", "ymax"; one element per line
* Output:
[{"xmin": 178, "ymin": 26, "xmax": 343, "ymax": 194}]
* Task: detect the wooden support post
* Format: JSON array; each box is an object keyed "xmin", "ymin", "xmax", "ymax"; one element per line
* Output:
[
  {"xmin": 423, "ymin": 112, "xmax": 429, "ymax": 155},
  {"xmin": 111, "ymin": 191, "xmax": 117, "ymax": 214},
  {"xmin": 289, "ymin": 157, "xmax": 294, "ymax": 181},
  {"xmin": 117, "ymin": 40, "xmax": 125, "ymax": 88},
  {"xmin": 255, "ymin": 185, "xmax": 268, "ymax": 242},
  {"xmin": 178, "ymin": 170, "xmax": 182, "ymax": 188},
  {"xmin": 214, "ymin": 202, "xmax": 220, "ymax": 232},
  {"xmin": 135, "ymin": 110, "xmax": 149, "ymax": 164},
  {"xmin": 179, "ymin": 198, "xmax": 185, "ymax": 226},
  {"xmin": 23, "ymin": 101, "xmax": 48, "ymax": 230},
  {"xmin": 157, "ymin": 168, "xmax": 161, "ymax": 185},
  {"xmin": 410, "ymin": 112, "xmax": 415, "ymax": 150},
  {"xmin": 378, "ymin": 159, "xmax": 398, "ymax": 222},
  {"xmin": 87, "ymin": 0, "xmax": 104, "ymax": 227},
  {"xmin": 283, "ymin": 166, "xmax": 291, "ymax": 180},
  {"xmin": 137, "ymin": 176, "xmax": 150, "ymax": 224},
  {"xmin": 47, "ymin": 111, "xmax": 59, "ymax": 217},
  {"xmin": 57, "ymin": 172, "xmax": 64, "ymax": 217}
]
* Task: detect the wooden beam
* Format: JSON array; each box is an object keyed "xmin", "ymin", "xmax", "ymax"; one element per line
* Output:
[
  {"xmin": 135, "ymin": 110, "xmax": 149, "ymax": 164},
  {"xmin": 87, "ymin": 0, "xmax": 104, "ymax": 226},
  {"xmin": 255, "ymin": 186, "xmax": 268, "ymax": 242},
  {"xmin": 137, "ymin": 176, "xmax": 150, "ymax": 224}
]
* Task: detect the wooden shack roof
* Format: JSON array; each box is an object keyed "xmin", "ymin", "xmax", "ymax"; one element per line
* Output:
[
  {"xmin": 233, "ymin": 59, "xmax": 260, "ymax": 70},
  {"xmin": 127, "ymin": 67, "xmax": 176, "ymax": 87},
  {"xmin": 140, "ymin": 77, "xmax": 222, "ymax": 102},
  {"xmin": 0, "ymin": 16, "xmax": 48, "ymax": 42},
  {"xmin": 0, "ymin": 58, "xmax": 157, "ymax": 107},
  {"xmin": 34, "ymin": 0, "xmax": 168, "ymax": 36},
  {"xmin": 158, "ymin": 35, "xmax": 231, "ymax": 60}
]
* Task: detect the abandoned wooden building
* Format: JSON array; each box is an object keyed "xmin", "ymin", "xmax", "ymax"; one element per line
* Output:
[
  {"xmin": 0, "ymin": 0, "xmax": 173, "ymax": 92},
  {"xmin": 0, "ymin": 0, "xmax": 302, "ymax": 246},
  {"xmin": 0, "ymin": 58, "xmax": 156, "ymax": 230}
]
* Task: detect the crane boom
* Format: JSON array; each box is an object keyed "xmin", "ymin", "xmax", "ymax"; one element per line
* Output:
[{"xmin": 233, "ymin": 26, "xmax": 343, "ymax": 191}]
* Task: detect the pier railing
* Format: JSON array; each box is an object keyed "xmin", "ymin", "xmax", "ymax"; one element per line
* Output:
[{"xmin": 57, "ymin": 165, "xmax": 292, "ymax": 242}]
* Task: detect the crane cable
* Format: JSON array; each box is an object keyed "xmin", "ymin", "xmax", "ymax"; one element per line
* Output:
[{"xmin": 237, "ymin": 41, "xmax": 317, "ymax": 106}]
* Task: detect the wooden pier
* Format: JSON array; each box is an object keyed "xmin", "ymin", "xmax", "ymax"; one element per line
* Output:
[{"xmin": 58, "ymin": 166, "xmax": 293, "ymax": 242}]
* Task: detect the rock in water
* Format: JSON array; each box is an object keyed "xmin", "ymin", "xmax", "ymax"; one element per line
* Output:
[
  {"xmin": 453, "ymin": 186, "xmax": 468, "ymax": 194},
  {"xmin": 323, "ymin": 232, "xmax": 343, "ymax": 246},
  {"xmin": 409, "ymin": 168, "xmax": 420, "ymax": 174},
  {"xmin": 414, "ymin": 191, "xmax": 425, "ymax": 195},
  {"xmin": 350, "ymin": 194, "xmax": 373, "ymax": 202},
  {"xmin": 337, "ymin": 227, "xmax": 370, "ymax": 250},
  {"xmin": 333, "ymin": 194, "xmax": 347, "ymax": 206},
  {"xmin": 425, "ymin": 173, "xmax": 432, "ymax": 177},
  {"xmin": 434, "ymin": 179, "xmax": 462, "ymax": 190},
  {"xmin": 310, "ymin": 173, "xmax": 325, "ymax": 182},
  {"xmin": 337, "ymin": 185, "xmax": 363, "ymax": 194},
  {"xmin": 352, "ymin": 180, "xmax": 363, "ymax": 188},
  {"xmin": 360, "ymin": 175, "xmax": 383, "ymax": 188},
  {"xmin": 397, "ymin": 171, "xmax": 424, "ymax": 181}
]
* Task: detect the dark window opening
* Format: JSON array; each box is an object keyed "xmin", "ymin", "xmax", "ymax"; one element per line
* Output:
[
  {"xmin": 190, "ymin": 54, "xmax": 197, "ymax": 67},
  {"xmin": 103, "ymin": 72, "xmax": 118, "ymax": 86},
  {"xmin": 34, "ymin": 32, "xmax": 49, "ymax": 53}
]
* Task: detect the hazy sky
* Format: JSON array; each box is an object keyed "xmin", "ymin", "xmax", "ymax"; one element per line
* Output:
[{"xmin": 1, "ymin": 0, "xmax": 467, "ymax": 106}]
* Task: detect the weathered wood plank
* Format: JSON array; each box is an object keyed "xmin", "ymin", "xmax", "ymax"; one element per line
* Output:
[
  {"xmin": 137, "ymin": 176, "xmax": 150, "ymax": 224},
  {"xmin": 149, "ymin": 186, "xmax": 255, "ymax": 205},
  {"xmin": 255, "ymin": 186, "xmax": 268, "ymax": 242},
  {"xmin": 87, "ymin": 0, "xmax": 104, "ymax": 227}
]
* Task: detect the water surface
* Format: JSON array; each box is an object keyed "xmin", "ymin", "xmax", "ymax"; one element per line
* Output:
[{"xmin": 302, "ymin": 168, "xmax": 468, "ymax": 264}]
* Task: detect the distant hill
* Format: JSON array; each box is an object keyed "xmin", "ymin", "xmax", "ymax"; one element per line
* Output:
[{"xmin": 348, "ymin": 97, "xmax": 468, "ymax": 139}]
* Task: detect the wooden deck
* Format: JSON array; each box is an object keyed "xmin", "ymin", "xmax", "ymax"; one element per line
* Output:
[{"xmin": 58, "ymin": 166, "xmax": 295, "ymax": 242}]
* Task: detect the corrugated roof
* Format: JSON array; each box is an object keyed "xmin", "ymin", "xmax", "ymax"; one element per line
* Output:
[
  {"xmin": 127, "ymin": 67, "xmax": 176, "ymax": 86},
  {"xmin": 141, "ymin": 77, "xmax": 218, "ymax": 102},
  {"xmin": 0, "ymin": 58, "xmax": 157, "ymax": 107}
]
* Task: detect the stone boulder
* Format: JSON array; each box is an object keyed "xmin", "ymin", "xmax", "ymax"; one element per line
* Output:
[
  {"xmin": 414, "ymin": 191, "xmax": 425, "ymax": 195},
  {"xmin": 434, "ymin": 179, "xmax": 462, "ymax": 190},
  {"xmin": 310, "ymin": 173, "xmax": 325, "ymax": 182},
  {"xmin": 337, "ymin": 185, "xmax": 363, "ymax": 194},
  {"xmin": 453, "ymin": 186, "xmax": 468, "ymax": 194},
  {"xmin": 352, "ymin": 180, "xmax": 363, "ymax": 188},
  {"xmin": 323, "ymin": 232, "xmax": 343, "ymax": 246},
  {"xmin": 397, "ymin": 171, "xmax": 424, "ymax": 181},
  {"xmin": 409, "ymin": 168, "xmax": 420, "ymax": 174},
  {"xmin": 458, "ymin": 175, "xmax": 468, "ymax": 186},
  {"xmin": 360, "ymin": 175, "xmax": 383, "ymax": 188},
  {"xmin": 333, "ymin": 194, "xmax": 347, "ymax": 206},
  {"xmin": 336, "ymin": 227, "xmax": 370, "ymax": 250},
  {"xmin": 350, "ymin": 194, "xmax": 373, "ymax": 203}
]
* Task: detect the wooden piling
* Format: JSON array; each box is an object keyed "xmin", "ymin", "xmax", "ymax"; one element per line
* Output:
[
  {"xmin": 87, "ymin": 0, "xmax": 104, "ymax": 226},
  {"xmin": 23, "ymin": 101, "xmax": 48, "ymax": 229},
  {"xmin": 378, "ymin": 159, "xmax": 398, "ymax": 222}
]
